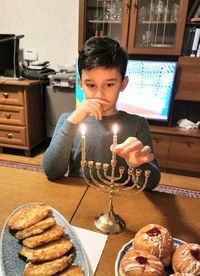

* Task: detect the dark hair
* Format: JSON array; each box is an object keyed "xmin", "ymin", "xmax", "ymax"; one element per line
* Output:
[{"xmin": 78, "ymin": 36, "xmax": 128, "ymax": 78}]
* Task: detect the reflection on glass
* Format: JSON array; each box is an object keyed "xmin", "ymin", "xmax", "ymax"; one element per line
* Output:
[
  {"xmin": 136, "ymin": 0, "xmax": 180, "ymax": 48},
  {"xmin": 86, "ymin": 0, "xmax": 122, "ymax": 42}
]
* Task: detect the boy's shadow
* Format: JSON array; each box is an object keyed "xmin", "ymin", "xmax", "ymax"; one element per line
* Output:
[{"xmin": 144, "ymin": 190, "xmax": 200, "ymax": 242}]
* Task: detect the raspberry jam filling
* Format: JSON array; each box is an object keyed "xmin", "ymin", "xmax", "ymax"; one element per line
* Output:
[
  {"xmin": 190, "ymin": 249, "xmax": 200, "ymax": 261},
  {"xmin": 146, "ymin": 227, "xmax": 161, "ymax": 236},
  {"xmin": 136, "ymin": 256, "xmax": 149, "ymax": 265}
]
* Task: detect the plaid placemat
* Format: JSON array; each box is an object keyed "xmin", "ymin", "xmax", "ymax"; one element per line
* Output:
[{"xmin": 0, "ymin": 159, "xmax": 199, "ymax": 198}]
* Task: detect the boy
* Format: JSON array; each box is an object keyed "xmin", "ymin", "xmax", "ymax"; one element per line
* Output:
[{"xmin": 43, "ymin": 37, "xmax": 160, "ymax": 190}]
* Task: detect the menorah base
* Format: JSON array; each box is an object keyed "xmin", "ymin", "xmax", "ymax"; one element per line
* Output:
[{"xmin": 94, "ymin": 211, "xmax": 126, "ymax": 234}]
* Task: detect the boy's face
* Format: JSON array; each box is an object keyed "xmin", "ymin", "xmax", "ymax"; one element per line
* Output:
[{"xmin": 78, "ymin": 67, "xmax": 128, "ymax": 117}]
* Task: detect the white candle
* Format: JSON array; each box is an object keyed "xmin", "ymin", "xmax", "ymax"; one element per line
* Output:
[
  {"xmin": 112, "ymin": 124, "xmax": 118, "ymax": 162},
  {"xmin": 113, "ymin": 124, "xmax": 118, "ymax": 146},
  {"xmin": 81, "ymin": 124, "xmax": 86, "ymax": 162}
]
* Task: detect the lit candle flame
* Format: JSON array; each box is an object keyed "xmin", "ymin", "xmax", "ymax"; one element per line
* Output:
[
  {"xmin": 113, "ymin": 124, "xmax": 118, "ymax": 135},
  {"xmin": 81, "ymin": 124, "xmax": 86, "ymax": 136}
]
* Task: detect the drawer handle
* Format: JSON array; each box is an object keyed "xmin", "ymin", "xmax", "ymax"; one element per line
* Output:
[
  {"xmin": 154, "ymin": 138, "xmax": 161, "ymax": 143},
  {"xmin": 5, "ymin": 113, "xmax": 11, "ymax": 119},
  {"xmin": 7, "ymin": 133, "xmax": 13, "ymax": 139},
  {"xmin": 181, "ymin": 141, "xmax": 194, "ymax": 148},
  {"xmin": 3, "ymin": 92, "xmax": 10, "ymax": 98}
]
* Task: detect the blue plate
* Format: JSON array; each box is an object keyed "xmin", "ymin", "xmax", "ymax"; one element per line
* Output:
[
  {"xmin": 0, "ymin": 203, "xmax": 89, "ymax": 276},
  {"xmin": 115, "ymin": 238, "xmax": 185, "ymax": 276}
]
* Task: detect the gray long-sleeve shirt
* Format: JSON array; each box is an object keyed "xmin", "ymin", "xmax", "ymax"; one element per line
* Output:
[{"xmin": 43, "ymin": 111, "xmax": 160, "ymax": 190}]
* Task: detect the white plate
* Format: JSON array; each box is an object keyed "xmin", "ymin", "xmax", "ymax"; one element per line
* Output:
[
  {"xmin": 0, "ymin": 203, "xmax": 89, "ymax": 276},
  {"xmin": 115, "ymin": 238, "xmax": 185, "ymax": 276}
]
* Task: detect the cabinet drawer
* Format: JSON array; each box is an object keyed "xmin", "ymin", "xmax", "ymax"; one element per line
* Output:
[
  {"xmin": 168, "ymin": 136, "xmax": 200, "ymax": 172},
  {"xmin": 0, "ymin": 125, "xmax": 26, "ymax": 146},
  {"xmin": 0, "ymin": 87, "xmax": 24, "ymax": 106},
  {"xmin": 0, "ymin": 105, "xmax": 25, "ymax": 126},
  {"xmin": 152, "ymin": 134, "xmax": 170, "ymax": 168}
]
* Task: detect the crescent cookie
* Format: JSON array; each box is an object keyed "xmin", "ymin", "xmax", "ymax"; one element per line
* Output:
[
  {"xmin": 58, "ymin": 265, "xmax": 84, "ymax": 275},
  {"xmin": 7, "ymin": 204, "xmax": 51, "ymax": 230},
  {"xmin": 22, "ymin": 225, "xmax": 64, "ymax": 248},
  {"xmin": 15, "ymin": 216, "xmax": 56, "ymax": 240},
  {"xmin": 24, "ymin": 254, "xmax": 74, "ymax": 276},
  {"xmin": 19, "ymin": 238, "xmax": 74, "ymax": 262}
]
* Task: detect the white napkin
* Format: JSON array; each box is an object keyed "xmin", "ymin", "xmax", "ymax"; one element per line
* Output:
[{"xmin": 72, "ymin": 226, "xmax": 108, "ymax": 276}]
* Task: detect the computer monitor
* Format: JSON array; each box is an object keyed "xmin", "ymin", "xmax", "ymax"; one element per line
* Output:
[
  {"xmin": 0, "ymin": 34, "xmax": 20, "ymax": 78},
  {"xmin": 76, "ymin": 59, "xmax": 177, "ymax": 123}
]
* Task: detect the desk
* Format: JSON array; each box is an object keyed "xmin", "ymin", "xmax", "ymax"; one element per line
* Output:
[
  {"xmin": 0, "ymin": 80, "xmax": 46, "ymax": 156},
  {"xmin": 0, "ymin": 167, "xmax": 200, "ymax": 276}
]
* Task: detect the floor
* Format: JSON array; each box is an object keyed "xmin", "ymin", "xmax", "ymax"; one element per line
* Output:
[{"xmin": 0, "ymin": 144, "xmax": 199, "ymax": 191}]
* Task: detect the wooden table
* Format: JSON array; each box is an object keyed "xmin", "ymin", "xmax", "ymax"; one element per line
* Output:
[
  {"xmin": 0, "ymin": 167, "xmax": 200, "ymax": 276},
  {"xmin": 0, "ymin": 167, "xmax": 88, "ymax": 231},
  {"xmin": 71, "ymin": 187, "xmax": 200, "ymax": 276}
]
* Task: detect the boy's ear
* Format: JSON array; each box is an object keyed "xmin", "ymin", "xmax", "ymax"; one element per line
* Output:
[
  {"xmin": 78, "ymin": 77, "xmax": 82, "ymax": 88},
  {"xmin": 120, "ymin": 76, "xmax": 129, "ymax": 92}
]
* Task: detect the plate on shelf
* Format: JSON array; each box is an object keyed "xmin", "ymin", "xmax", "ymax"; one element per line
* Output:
[
  {"xmin": 115, "ymin": 238, "xmax": 185, "ymax": 276},
  {"xmin": 0, "ymin": 203, "xmax": 89, "ymax": 276}
]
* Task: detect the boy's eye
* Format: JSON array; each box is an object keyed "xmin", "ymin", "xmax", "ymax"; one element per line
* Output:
[
  {"xmin": 106, "ymin": 83, "xmax": 114, "ymax": 87},
  {"xmin": 87, "ymin": 84, "xmax": 95, "ymax": 88}
]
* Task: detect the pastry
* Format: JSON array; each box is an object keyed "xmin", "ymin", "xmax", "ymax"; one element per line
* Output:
[
  {"xmin": 7, "ymin": 204, "xmax": 51, "ymax": 230},
  {"xmin": 24, "ymin": 254, "xmax": 74, "ymax": 276},
  {"xmin": 15, "ymin": 216, "xmax": 56, "ymax": 240},
  {"xmin": 119, "ymin": 248, "xmax": 165, "ymax": 276},
  {"xmin": 170, "ymin": 273, "xmax": 196, "ymax": 275},
  {"xmin": 22, "ymin": 225, "xmax": 64, "ymax": 248},
  {"xmin": 172, "ymin": 243, "xmax": 200, "ymax": 275},
  {"xmin": 19, "ymin": 238, "xmax": 74, "ymax": 262},
  {"xmin": 133, "ymin": 224, "xmax": 174, "ymax": 267},
  {"xmin": 58, "ymin": 264, "xmax": 84, "ymax": 275}
]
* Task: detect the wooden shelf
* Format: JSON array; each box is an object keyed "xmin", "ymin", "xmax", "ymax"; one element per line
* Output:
[
  {"xmin": 88, "ymin": 20, "xmax": 121, "ymax": 24},
  {"xmin": 190, "ymin": 17, "xmax": 200, "ymax": 22},
  {"xmin": 150, "ymin": 125, "xmax": 200, "ymax": 138},
  {"xmin": 142, "ymin": 20, "xmax": 177, "ymax": 24}
]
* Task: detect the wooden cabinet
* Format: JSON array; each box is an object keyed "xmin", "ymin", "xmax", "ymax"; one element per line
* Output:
[
  {"xmin": 151, "ymin": 126, "xmax": 200, "ymax": 176},
  {"xmin": 78, "ymin": 2, "xmax": 200, "ymax": 175},
  {"xmin": 79, "ymin": 0, "xmax": 130, "ymax": 49},
  {"xmin": 168, "ymin": 136, "xmax": 200, "ymax": 173},
  {"xmin": 151, "ymin": 56, "xmax": 200, "ymax": 176},
  {"xmin": 152, "ymin": 133, "xmax": 170, "ymax": 168},
  {"xmin": 79, "ymin": 0, "xmax": 189, "ymax": 55},
  {"xmin": 127, "ymin": 0, "xmax": 189, "ymax": 55},
  {"xmin": 0, "ymin": 80, "xmax": 46, "ymax": 156}
]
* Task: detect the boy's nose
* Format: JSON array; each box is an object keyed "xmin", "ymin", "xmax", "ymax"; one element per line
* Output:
[{"xmin": 95, "ymin": 89, "xmax": 104, "ymax": 98}]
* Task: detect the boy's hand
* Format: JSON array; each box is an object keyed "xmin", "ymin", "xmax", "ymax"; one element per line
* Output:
[
  {"xmin": 112, "ymin": 137, "xmax": 154, "ymax": 167},
  {"xmin": 68, "ymin": 99, "xmax": 108, "ymax": 124}
]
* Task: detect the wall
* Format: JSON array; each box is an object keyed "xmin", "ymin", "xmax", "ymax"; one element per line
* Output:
[{"xmin": 0, "ymin": 0, "xmax": 79, "ymax": 70}]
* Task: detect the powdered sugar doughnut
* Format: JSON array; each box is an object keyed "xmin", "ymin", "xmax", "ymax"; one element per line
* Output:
[
  {"xmin": 133, "ymin": 224, "xmax": 174, "ymax": 267},
  {"xmin": 170, "ymin": 273, "xmax": 196, "ymax": 276},
  {"xmin": 172, "ymin": 243, "xmax": 200, "ymax": 275},
  {"xmin": 119, "ymin": 248, "xmax": 165, "ymax": 276}
]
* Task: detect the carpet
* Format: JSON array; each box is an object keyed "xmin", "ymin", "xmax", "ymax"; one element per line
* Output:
[{"xmin": 0, "ymin": 159, "xmax": 200, "ymax": 199}]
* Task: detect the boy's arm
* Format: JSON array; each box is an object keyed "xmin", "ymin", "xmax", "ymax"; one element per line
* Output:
[
  {"xmin": 136, "ymin": 119, "xmax": 161, "ymax": 190},
  {"xmin": 42, "ymin": 113, "xmax": 78, "ymax": 180}
]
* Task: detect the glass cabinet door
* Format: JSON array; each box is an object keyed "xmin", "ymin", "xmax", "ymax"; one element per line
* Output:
[
  {"xmin": 79, "ymin": 0, "xmax": 130, "ymax": 49},
  {"xmin": 128, "ymin": 0, "xmax": 189, "ymax": 55}
]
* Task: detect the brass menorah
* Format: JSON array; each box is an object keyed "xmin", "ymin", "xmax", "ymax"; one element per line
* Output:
[{"xmin": 81, "ymin": 124, "xmax": 151, "ymax": 234}]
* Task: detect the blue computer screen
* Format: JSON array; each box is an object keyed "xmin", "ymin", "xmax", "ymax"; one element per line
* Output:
[{"xmin": 116, "ymin": 60, "xmax": 177, "ymax": 121}]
